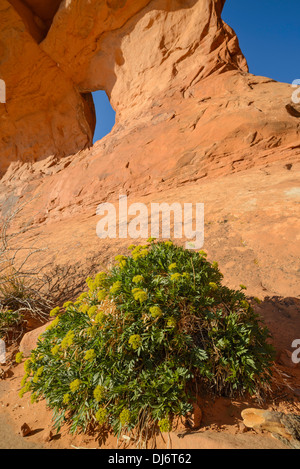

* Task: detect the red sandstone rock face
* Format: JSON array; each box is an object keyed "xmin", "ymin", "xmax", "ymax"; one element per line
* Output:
[
  {"xmin": 41, "ymin": 0, "xmax": 248, "ymax": 120},
  {"xmin": 0, "ymin": 0, "xmax": 298, "ymax": 174},
  {"xmin": 0, "ymin": 0, "xmax": 96, "ymax": 174},
  {"xmin": 7, "ymin": 0, "xmax": 62, "ymax": 41},
  {"xmin": 1, "ymin": 0, "xmax": 248, "ymax": 172}
]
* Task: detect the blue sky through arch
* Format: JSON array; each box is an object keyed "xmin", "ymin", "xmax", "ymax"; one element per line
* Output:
[
  {"xmin": 92, "ymin": 1, "xmax": 300, "ymax": 143},
  {"xmin": 92, "ymin": 90, "xmax": 116, "ymax": 144}
]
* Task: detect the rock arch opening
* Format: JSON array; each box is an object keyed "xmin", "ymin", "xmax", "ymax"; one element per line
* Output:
[{"xmin": 92, "ymin": 90, "xmax": 116, "ymax": 144}]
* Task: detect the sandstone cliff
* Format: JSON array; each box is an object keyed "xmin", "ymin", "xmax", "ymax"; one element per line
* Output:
[
  {"xmin": 0, "ymin": 3, "xmax": 300, "ymax": 450},
  {"xmin": 1, "ymin": 0, "xmax": 298, "ymax": 173}
]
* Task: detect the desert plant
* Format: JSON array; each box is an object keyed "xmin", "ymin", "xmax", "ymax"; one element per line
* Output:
[
  {"xmin": 20, "ymin": 240, "xmax": 275, "ymax": 442},
  {"xmin": 0, "ymin": 198, "xmax": 53, "ymax": 327},
  {"xmin": 0, "ymin": 199, "xmax": 105, "ymax": 344}
]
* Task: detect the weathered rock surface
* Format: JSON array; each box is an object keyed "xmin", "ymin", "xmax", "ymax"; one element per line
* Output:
[
  {"xmin": 7, "ymin": 0, "xmax": 62, "ymax": 42},
  {"xmin": 19, "ymin": 323, "xmax": 49, "ymax": 357},
  {"xmin": 242, "ymin": 408, "xmax": 300, "ymax": 449},
  {"xmin": 0, "ymin": 0, "xmax": 95, "ymax": 173}
]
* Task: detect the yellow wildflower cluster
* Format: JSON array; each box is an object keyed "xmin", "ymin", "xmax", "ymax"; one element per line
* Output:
[
  {"xmin": 115, "ymin": 255, "xmax": 127, "ymax": 269},
  {"xmin": 166, "ymin": 317, "xmax": 177, "ymax": 328},
  {"xmin": 87, "ymin": 306, "xmax": 98, "ymax": 318},
  {"xmin": 198, "ymin": 250, "xmax": 207, "ymax": 258},
  {"xmin": 79, "ymin": 304, "xmax": 89, "ymax": 314},
  {"xmin": 110, "ymin": 281, "xmax": 122, "ymax": 295},
  {"xmin": 94, "ymin": 311, "xmax": 105, "ymax": 324},
  {"xmin": 49, "ymin": 306, "xmax": 60, "ymax": 317},
  {"xmin": 97, "ymin": 290, "xmax": 107, "ymax": 301},
  {"xmin": 19, "ymin": 381, "xmax": 31, "ymax": 398},
  {"xmin": 164, "ymin": 241, "xmax": 173, "ymax": 247},
  {"xmin": 115, "ymin": 255, "xmax": 126, "ymax": 262},
  {"xmin": 51, "ymin": 344, "xmax": 60, "ymax": 356},
  {"xmin": 158, "ymin": 418, "xmax": 172, "ymax": 433},
  {"xmin": 94, "ymin": 272, "xmax": 107, "ymax": 287},
  {"xmin": 21, "ymin": 373, "xmax": 29, "ymax": 387},
  {"xmin": 95, "ymin": 407, "xmax": 107, "ymax": 425},
  {"xmin": 93, "ymin": 385, "xmax": 105, "ymax": 402},
  {"xmin": 30, "ymin": 393, "xmax": 37, "ymax": 404},
  {"xmin": 86, "ymin": 277, "xmax": 94, "ymax": 291},
  {"xmin": 24, "ymin": 359, "xmax": 32, "ymax": 373},
  {"xmin": 132, "ymin": 275, "xmax": 144, "ymax": 284},
  {"xmin": 46, "ymin": 316, "xmax": 60, "ymax": 331},
  {"xmin": 85, "ymin": 272, "xmax": 107, "ymax": 294},
  {"xmin": 70, "ymin": 379, "xmax": 81, "ymax": 393},
  {"xmin": 132, "ymin": 288, "xmax": 147, "ymax": 303},
  {"xmin": 63, "ymin": 393, "xmax": 71, "ymax": 405},
  {"xmin": 119, "ymin": 408, "xmax": 130, "ymax": 426},
  {"xmin": 131, "ymin": 245, "xmax": 148, "ymax": 261},
  {"xmin": 84, "ymin": 349, "xmax": 96, "ymax": 361},
  {"xmin": 209, "ymin": 282, "xmax": 218, "ymax": 291},
  {"xmin": 32, "ymin": 366, "xmax": 44, "ymax": 383},
  {"xmin": 128, "ymin": 334, "xmax": 142, "ymax": 350},
  {"xmin": 78, "ymin": 292, "xmax": 88, "ymax": 301},
  {"xmin": 170, "ymin": 273, "xmax": 181, "ymax": 282},
  {"xmin": 15, "ymin": 352, "xmax": 24, "ymax": 364},
  {"xmin": 61, "ymin": 330, "xmax": 75, "ymax": 350},
  {"xmin": 149, "ymin": 306, "xmax": 163, "ymax": 318}
]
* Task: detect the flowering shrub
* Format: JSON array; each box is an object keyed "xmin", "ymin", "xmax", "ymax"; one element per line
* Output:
[{"xmin": 19, "ymin": 240, "xmax": 274, "ymax": 438}]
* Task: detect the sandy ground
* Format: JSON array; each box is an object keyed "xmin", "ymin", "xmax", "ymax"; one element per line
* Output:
[
  {"xmin": 0, "ymin": 356, "xmax": 299, "ymax": 450},
  {"xmin": 0, "ymin": 413, "xmax": 43, "ymax": 449},
  {"xmin": 0, "ymin": 162, "xmax": 299, "ymax": 449}
]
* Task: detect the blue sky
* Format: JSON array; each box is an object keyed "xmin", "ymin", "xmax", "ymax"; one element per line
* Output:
[
  {"xmin": 222, "ymin": 0, "xmax": 299, "ymax": 83},
  {"xmin": 93, "ymin": 0, "xmax": 299, "ymax": 143}
]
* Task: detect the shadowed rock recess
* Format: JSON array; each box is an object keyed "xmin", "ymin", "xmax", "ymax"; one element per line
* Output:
[{"xmin": 0, "ymin": 0, "xmax": 299, "ymax": 299}]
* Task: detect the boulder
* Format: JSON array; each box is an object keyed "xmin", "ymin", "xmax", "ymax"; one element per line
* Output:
[
  {"xmin": 242, "ymin": 408, "xmax": 300, "ymax": 449},
  {"xmin": 20, "ymin": 423, "xmax": 32, "ymax": 437},
  {"xmin": 19, "ymin": 323, "xmax": 50, "ymax": 358}
]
